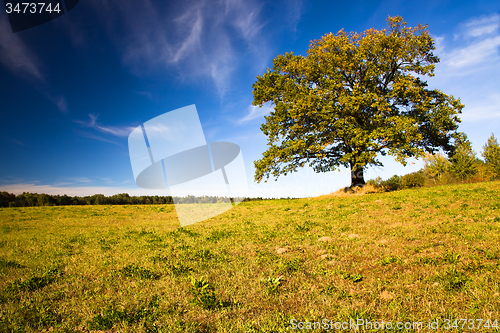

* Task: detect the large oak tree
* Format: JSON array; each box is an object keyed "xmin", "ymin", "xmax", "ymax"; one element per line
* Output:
[{"xmin": 252, "ymin": 16, "xmax": 463, "ymax": 187}]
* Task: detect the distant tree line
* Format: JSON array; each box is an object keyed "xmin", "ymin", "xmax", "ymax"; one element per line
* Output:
[
  {"xmin": 367, "ymin": 133, "xmax": 500, "ymax": 191},
  {"xmin": 0, "ymin": 192, "xmax": 266, "ymax": 208},
  {"xmin": 3, "ymin": 133, "xmax": 495, "ymax": 206}
]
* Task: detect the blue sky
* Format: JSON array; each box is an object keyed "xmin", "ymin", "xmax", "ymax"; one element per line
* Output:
[{"xmin": 0, "ymin": 0, "xmax": 499, "ymax": 198}]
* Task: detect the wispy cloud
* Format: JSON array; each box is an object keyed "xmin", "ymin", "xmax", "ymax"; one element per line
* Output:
[
  {"xmin": 66, "ymin": 177, "xmax": 92, "ymax": 183},
  {"xmin": 52, "ymin": 177, "xmax": 93, "ymax": 187},
  {"xmin": 9, "ymin": 138, "xmax": 26, "ymax": 147},
  {"xmin": 52, "ymin": 96, "xmax": 68, "ymax": 113},
  {"xmin": 430, "ymin": 13, "xmax": 500, "ymax": 122},
  {"xmin": 74, "ymin": 130, "xmax": 122, "ymax": 146},
  {"xmin": 171, "ymin": 9, "xmax": 203, "ymax": 63},
  {"xmin": 284, "ymin": 0, "xmax": 303, "ymax": 34},
  {"xmin": 238, "ymin": 102, "xmax": 274, "ymax": 124},
  {"xmin": 142, "ymin": 122, "xmax": 185, "ymax": 142},
  {"xmin": 136, "ymin": 91, "xmax": 153, "ymax": 99},
  {"xmin": 53, "ymin": 176, "xmax": 106, "ymax": 186},
  {"xmin": 225, "ymin": 0, "xmax": 265, "ymax": 42},
  {"xmin": 462, "ymin": 13, "xmax": 500, "ymax": 38},
  {"xmin": 87, "ymin": 114, "xmax": 98, "ymax": 127},
  {"xmin": 435, "ymin": 13, "xmax": 500, "ymax": 71},
  {"xmin": 446, "ymin": 36, "xmax": 500, "ymax": 68},
  {"xmin": 460, "ymin": 93, "xmax": 500, "ymax": 121},
  {"xmin": 0, "ymin": 16, "xmax": 68, "ymax": 113},
  {"xmin": 100, "ymin": 177, "xmax": 114, "ymax": 184},
  {"xmin": 75, "ymin": 114, "xmax": 136, "ymax": 141},
  {"xmin": 84, "ymin": 0, "xmax": 302, "ymax": 100},
  {"xmin": 0, "ymin": 176, "xmax": 25, "ymax": 185},
  {"xmin": 0, "ymin": 16, "xmax": 43, "ymax": 80},
  {"xmin": 95, "ymin": 125, "xmax": 135, "ymax": 137}
]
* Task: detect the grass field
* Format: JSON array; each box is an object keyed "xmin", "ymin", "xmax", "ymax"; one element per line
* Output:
[{"xmin": 1, "ymin": 181, "xmax": 500, "ymax": 332}]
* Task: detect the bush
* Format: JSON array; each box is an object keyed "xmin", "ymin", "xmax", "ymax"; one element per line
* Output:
[
  {"xmin": 380, "ymin": 175, "xmax": 401, "ymax": 191},
  {"xmin": 367, "ymin": 171, "xmax": 424, "ymax": 192},
  {"xmin": 366, "ymin": 177, "xmax": 382, "ymax": 187},
  {"xmin": 401, "ymin": 171, "xmax": 426, "ymax": 189}
]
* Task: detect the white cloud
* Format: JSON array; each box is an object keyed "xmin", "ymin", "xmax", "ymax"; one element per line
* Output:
[
  {"xmin": 0, "ymin": 17, "xmax": 43, "ymax": 80},
  {"xmin": 75, "ymin": 114, "xmax": 97, "ymax": 127},
  {"xmin": 432, "ymin": 13, "xmax": 500, "ymax": 73},
  {"xmin": 463, "ymin": 13, "xmax": 500, "ymax": 38},
  {"xmin": 0, "ymin": 16, "xmax": 68, "ymax": 113},
  {"xmin": 210, "ymin": 56, "xmax": 234, "ymax": 99},
  {"xmin": 53, "ymin": 96, "xmax": 68, "ymax": 113},
  {"xmin": 74, "ymin": 130, "xmax": 121, "ymax": 146},
  {"xmin": 428, "ymin": 13, "xmax": 500, "ymax": 123},
  {"xmin": 238, "ymin": 102, "xmax": 274, "ymax": 123},
  {"xmin": 89, "ymin": 0, "xmax": 250, "ymax": 99},
  {"xmin": 52, "ymin": 177, "xmax": 108, "ymax": 186},
  {"xmin": 433, "ymin": 36, "xmax": 445, "ymax": 53},
  {"xmin": 75, "ymin": 114, "xmax": 135, "ymax": 139},
  {"xmin": 171, "ymin": 10, "xmax": 203, "ymax": 63},
  {"xmin": 446, "ymin": 36, "xmax": 500, "ymax": 68},
  {"xmin": 460, "ymin": 93, "xmax": 500, "ymax": 121},
  {"xmin": 66, "ymin": 177, "xmax": 92, "ymax": 183},
  {"xmin": 85, "ymin": 0, "xmax": 302, "ymax": 100},
  {"xmin": 95, "ymin": 125, "xmax": 135, "ymax": 137},
  {"xmin": 226, "ymin": 0, "xmax": 265, "ymax": 42},
  {"xmin": 88, "ymin": 114, "xmax": 97, "ymax": 127}
]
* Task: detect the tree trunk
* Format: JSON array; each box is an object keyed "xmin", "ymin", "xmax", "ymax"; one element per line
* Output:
[{"xmin": 350, "ymin": 163, "xmax": 365, "ymax": 188}]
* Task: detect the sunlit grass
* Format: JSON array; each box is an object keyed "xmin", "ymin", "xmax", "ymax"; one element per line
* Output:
[{"xmin": 0, "ymin": 181, "xmax": 499, "ymax": 332}]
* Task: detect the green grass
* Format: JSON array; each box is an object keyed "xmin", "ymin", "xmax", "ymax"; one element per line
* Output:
[{"xmin": 0, "ymin": 181, "xmax": 499, "ymax": 332}]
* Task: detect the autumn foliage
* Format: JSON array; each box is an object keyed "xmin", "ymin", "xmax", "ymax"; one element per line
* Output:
[{"xmin": 252, "ymin": 16, "xmax": 463, "ymax": 187}]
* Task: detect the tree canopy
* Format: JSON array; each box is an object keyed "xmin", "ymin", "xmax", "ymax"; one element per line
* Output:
[
  {"xmin": 482, "ymin": 133, "xmax": 500, "ymax": 179},
  {"xmin": 449, "ymin": 134, "xmax": 478, "ymax": 181},
  {"xmin": 423, "ymin": 152, "xmax": 450, "ymax": 183},
  {"xmin": 252, "ymin": 16, "xmax": 464, "ymax": 187}
]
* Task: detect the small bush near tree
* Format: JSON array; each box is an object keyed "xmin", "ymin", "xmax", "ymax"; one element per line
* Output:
[
  {"xmin": 401, "ymin": 171, "xmax": 426, "ymax": 189},
  {"xmin": 380, "ymin": 175, "xmax": 402, "ymax": 191}
]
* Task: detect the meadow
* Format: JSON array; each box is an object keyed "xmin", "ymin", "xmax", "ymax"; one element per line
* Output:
[{"xmin": 0, "ymin": 181, "xmax": 499, "ymax": 332}]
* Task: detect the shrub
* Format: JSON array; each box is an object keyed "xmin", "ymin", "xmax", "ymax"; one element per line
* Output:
[
  {"xmin": 401, "ymin": 171, "xmax": 426, "ymax": 189},
  {"xmin": 366, "ymin": 176, "xmax": 382, "ymax": 187},
  {"xmin": 380, "ymin": 175, "xmax": 401, "ymax": 191}
]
